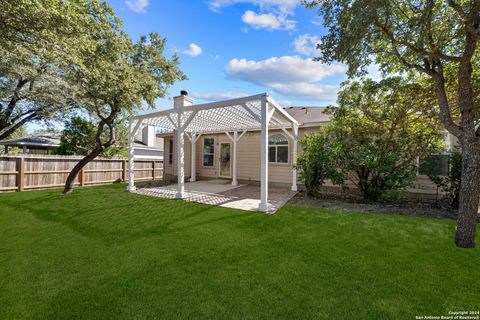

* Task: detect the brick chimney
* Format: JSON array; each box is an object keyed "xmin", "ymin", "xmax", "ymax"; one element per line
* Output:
[{"xmin": 173, "ymin": 90, "xmax": 193, "ymax": 109}]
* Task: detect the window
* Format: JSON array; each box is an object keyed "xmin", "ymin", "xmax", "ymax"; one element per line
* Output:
[
  {"xmin": 268, "ymin": 133, "xmax": 289, "ymax": 163},
  {"xmin": 203, "ymin": 137, "xmax": 215, "ymax": 166},
  {"xmin": 418, "ymin": 154, "xmax": 450, "ymax": 176},
  {"xmin": 168, "ymin": 139, "xmax": 173, "ymax": 164}
]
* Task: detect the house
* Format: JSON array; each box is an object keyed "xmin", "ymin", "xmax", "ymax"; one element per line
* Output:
[
  {"xmin": 160, "ymin": 104, "xmax": 327, "ymax": 187},
  {"xmin": 134, "ymin": 126, "xmax": 164, "ymax": 161},
  {"xmin": 0, "ymin": 127, "xmax": 163, "ymax": 160},
  {"xmin": 0, "ymin": 133, "xmax": 60, "ymax": 154},
  {"xmin": 127, "ymin": 91, "xmax": 455, "ymax": 212}
]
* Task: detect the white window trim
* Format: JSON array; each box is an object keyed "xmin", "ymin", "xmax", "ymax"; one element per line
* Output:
[
  {"xmin": 268, "ymin": 133, "xmax": 289, "ymax": 164},
  {"xmin": 202, "ymin": 136, "xmax": 215, "ymax": 167}
]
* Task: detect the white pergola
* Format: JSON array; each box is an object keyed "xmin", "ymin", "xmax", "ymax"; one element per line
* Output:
[{"xmin": 127, "ymin": 93, "xmax": 299, "ymax": 212}]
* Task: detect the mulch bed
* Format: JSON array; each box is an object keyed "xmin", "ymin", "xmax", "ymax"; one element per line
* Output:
[{"xmin": 288, "ymin": 190, "xmax": 465, "ymax": 221}]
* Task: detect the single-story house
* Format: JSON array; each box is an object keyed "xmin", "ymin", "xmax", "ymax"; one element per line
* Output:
[
  {"xmin": 127, "ymin": 91, "xmax": 454, "ymax": 212},
  {"xmin": 0, "ymin": 127, "xmax": 163, "ymax": 160},
  {"xmin": 0, "ymin": 133, "xmax": 61, "ymax": 154}
]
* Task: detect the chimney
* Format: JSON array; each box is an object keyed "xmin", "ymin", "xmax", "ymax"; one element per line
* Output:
[
  {"xmin": 142, "ymin": 126, "xmax": 156, "ymax": 147},
  {"xmin": 173, "ymin": 90, "xmax": 193, "ymax": 109}
]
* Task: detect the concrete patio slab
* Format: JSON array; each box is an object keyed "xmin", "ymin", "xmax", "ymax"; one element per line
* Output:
[{"xmin": 135, "ymin": 181, "xmax": 297, "ymax": 213}]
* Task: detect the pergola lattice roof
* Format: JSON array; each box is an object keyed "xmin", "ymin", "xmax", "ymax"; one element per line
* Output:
[{"xmin": 131, "ymin": 93, "xmax": 299, "ymax": 133}]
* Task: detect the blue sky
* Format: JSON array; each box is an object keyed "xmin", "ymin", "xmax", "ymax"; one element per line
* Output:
[
  {"xmin": 106, "ymin": 0, "xmax": 380, "ymax": 110},
  {"xmin": 28, "ymin": 0, "xmax": 379, "ymax": 132}
]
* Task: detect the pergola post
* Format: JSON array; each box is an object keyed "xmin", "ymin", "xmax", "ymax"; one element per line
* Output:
[
  {"xmin": 188, "ymin": 133, "xmax": 200, "ymax": 182},
  {"xmin": 176, "ymin": 111, "xmax": 185, "ymax": 199},
  {"xmin": 291, "ymin": 124, "xmax": 299, "ymax": 192},
  {"xmin": 232, "ymin": 131, "xmax": 238, "ymax": 186},
  {"xmin": 259, "ymin": 96, "xmax": 269, "ymax": 212},
  {"xmin": 127, "ymin": 119, "xmax": 142, "ymax": 192}
]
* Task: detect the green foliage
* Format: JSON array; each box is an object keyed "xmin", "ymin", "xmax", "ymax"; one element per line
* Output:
[
  {"xmin": 56, "ymin": 116, "xmax": 96, "ymax": 156},
  {"xmin": 0, "ymin": 0, "xmax": 120, "ymax": 139},
  {"xmin": 56, "ymin": 116, "xmax": 128, "ymax": 158},
  {"xmin": 428, "ymin": 149, "xmax": 463, "ymax": 209},
  {"xmin": 8, "ymin": 126, "xmax": 28, "ymax": 140},
  {"xmin": 69, "ymin": 29, "xmax": 185, "ymax": 157},
  {"xmin": 325, "ymin": 78, "xmax": 444, "ymax": 202},
  {"xmin": 297, "ymin": 132, "xmax": 344, "ymax": 196}
]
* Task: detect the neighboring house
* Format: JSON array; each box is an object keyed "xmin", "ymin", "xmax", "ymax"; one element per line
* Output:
[
  {"xmin": 134, "ymin": 126, "xmax": 164, "ymax": 160},
  {"xmin": 0, "ymin": 133, "xmax": 60, "ymax": 154},
  {"xmin": 0, "ymin": 128, "xmax": 163, "ymax": 159}
]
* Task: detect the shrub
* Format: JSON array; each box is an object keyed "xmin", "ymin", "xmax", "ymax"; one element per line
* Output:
[
  {"xmin": 296, "ymin": 132, "xmax": 344, "ymax": 196},
  {"xmin": 428, "ymin": 149, "xmax": 462, "ymax": 209}
]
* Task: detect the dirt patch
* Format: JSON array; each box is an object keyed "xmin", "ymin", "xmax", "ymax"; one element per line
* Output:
[{"xmin": 288, "ymin": 191, "xmax": 463, "ymax": 220}]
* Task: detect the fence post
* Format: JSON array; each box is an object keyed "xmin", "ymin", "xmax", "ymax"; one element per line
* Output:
[
  {"xmin": 16, "ymin": 157, "xmax": 25, "ymax": 192},
  {"xmin": 122, "ymin": 160, "xmax": 127, "ymax": 181},
  {"xmin": 79, "ymin": 167, "xmax": 85, "ymax": 186},
  {"xmin": 152, "ymin": 160, "xmax": 156, "ymax": 180}
]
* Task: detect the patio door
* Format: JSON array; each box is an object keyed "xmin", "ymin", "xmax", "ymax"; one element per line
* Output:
[{"xmin": 219, "ymin": 142, "xmax": 231, "ymax": 178}]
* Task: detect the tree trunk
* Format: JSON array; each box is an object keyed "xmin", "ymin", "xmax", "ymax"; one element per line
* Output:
[
  {"xmin": 63, "ymin": 148, "xmax": 103, "ymax": 193},
  {"xmin": 455, "ymin": 139, "xmax": 480, "ymax": 248},
  {"xmin": 63, "ymin": 107, "xmax": 118, "ymax": 194}
]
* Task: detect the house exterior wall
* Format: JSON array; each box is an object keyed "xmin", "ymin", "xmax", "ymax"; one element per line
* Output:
[
  {"xmin": 163, "ymin": 126, "xmax": 320, "ymax": 186},
  {"xmin": 163, "ymin": 124, "xmax": 442, "ymax": 197}
]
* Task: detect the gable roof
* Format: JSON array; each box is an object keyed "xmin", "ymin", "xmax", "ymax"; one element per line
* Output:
[{"xmin": 283, "ymin": 107, "xmax": 331, "ymax": 126}]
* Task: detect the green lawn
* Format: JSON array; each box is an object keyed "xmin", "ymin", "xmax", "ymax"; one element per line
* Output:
[{"xmin": 0, "ymin": 184, "xmax": 478, "ymax": 319}]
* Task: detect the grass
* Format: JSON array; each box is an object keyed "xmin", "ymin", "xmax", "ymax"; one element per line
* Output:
[{"xmin": 0, "ymin": 184, "xmax": 479, "ymax": 319}]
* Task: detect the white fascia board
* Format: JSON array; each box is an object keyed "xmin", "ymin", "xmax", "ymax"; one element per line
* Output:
[{"xmin": 266, "ymin": 94, "xmax": 299, "ymax": 126}]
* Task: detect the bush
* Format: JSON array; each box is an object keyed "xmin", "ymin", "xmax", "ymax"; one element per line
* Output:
[
  {"xmin": 428, "ymin": 149, "xmax": 462, "ymax": 209},
  {"xmin": 296, "ymin": 132, "xmax": 344, "ymax": 196}
]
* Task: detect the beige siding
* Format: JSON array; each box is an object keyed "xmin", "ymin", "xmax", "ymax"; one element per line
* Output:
[{"xmin": 163, "ymin": 126, "xmax": 322, "ymax": 184}]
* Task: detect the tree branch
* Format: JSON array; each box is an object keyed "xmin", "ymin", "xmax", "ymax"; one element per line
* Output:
[{"xmin": 0, "ymin": 112, "xmax": 38, "ymax": 140}]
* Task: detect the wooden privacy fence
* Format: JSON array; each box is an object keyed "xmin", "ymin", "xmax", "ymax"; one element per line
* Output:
[{"xmin": 0, "ymin": 155, "xmax": 163, "ymax": 192}]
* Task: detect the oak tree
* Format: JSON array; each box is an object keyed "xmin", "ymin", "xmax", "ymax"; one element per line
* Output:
[{"xmin": 304, "ymin": 0, "xmax": 480, "ymax": 247}]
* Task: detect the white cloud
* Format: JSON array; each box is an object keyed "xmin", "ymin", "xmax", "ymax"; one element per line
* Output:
[
  {"xmin": 293, "ymin": 34, "xmax": 321, "ymax": 56},
  {"xmin": 125, "ymin": 0, "xmax": 149, "ymax": 13},
  {"xmin": 209, "ymin": 0, "xmax": 298, "ymax": 31},
  {"xmin": 182, "ymin": 43, "xmax": 203, "ymax": 57},
  {"xmin": 191, "ymin": 91, "xmax": 250, "ymax": 101},
  {"xmin": 226, "ymin": 56, "xmax": 345, "ymax": 101},
  {"xmin": 226, "ymin": 56, "xmax": 345, "ymax": 84},
  {"xmin": 242, "ymin": 10, "xmax": 295, "ymax": 30},
  {"xmin": 209, "ymin": 0, "xmax": 298, "ymax": 13},
  {"xmin": 270, "ymin": 83, "xmax": 340, "ymax": 100}
]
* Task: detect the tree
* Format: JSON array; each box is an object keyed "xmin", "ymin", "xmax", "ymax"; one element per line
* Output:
[
  {"xmin": 56, "ymin": 116, "xmax": 128, "ymax": 157},
  {"xmin": 62, "ymin": 26, "xmax": 186, "ymax": 193},
  {"xmin": 304, "ymin": 0, "xmax": 480, "ymax": 248},
  {"xmin": 324, "ymin": 78, "xmax": 444, "ymax": 201},
  {"xmin": 56, "ymin": 116, "xmax": 97, "ymax": 156},
  {"xmin": 0, "ymin": 0, "xmax": 117, "ymax": 140}
]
